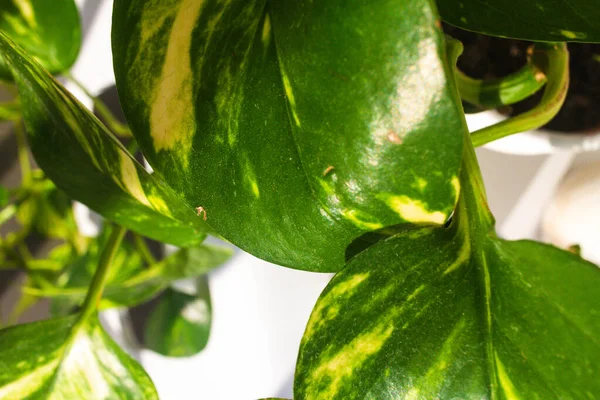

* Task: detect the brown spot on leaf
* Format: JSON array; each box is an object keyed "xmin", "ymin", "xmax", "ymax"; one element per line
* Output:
[
  {"xmin": 323, "ymin": 165, "xmax": 335, "ymax": 176},
  {"xmin": 387, "ymin": 130, "xmax": 403, "ymax": 144},
  {"xmin": 196, "ymin": 206, "xmax": 207, "ymax": 220}
]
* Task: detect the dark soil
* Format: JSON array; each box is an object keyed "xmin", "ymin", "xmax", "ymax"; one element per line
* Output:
[{"xmin": 444, "ymin": 24, "xmax": 600, "ymax": 133}]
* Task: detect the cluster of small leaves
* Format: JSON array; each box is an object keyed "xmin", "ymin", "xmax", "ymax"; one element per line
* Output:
[
  {"xmin": 0, "ymin": 1, "xmax": 233, "ymax": 398},
  {"xmin": 0, "ymin": 0, "xmax": 599, "ymax": 399}
]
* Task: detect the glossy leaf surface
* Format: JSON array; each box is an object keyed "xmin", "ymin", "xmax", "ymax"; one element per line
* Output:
[
  {"xmin": 144, "ymin": 277, "xmax": 212, "ymax": 357},
  {"xmin": 0, "ymin": 32, "xmax": 210, "ymax": 246},
  {"xmin": 0, "ymin": 315, "xmax": 157, "ymax": 399},
  {"xmin": 438, "ymin": 0, "xmax": 600, "ymax": 42},
  {"xmin": 112, "ymin": 0, "xmax": 464, "ymax": 271},
  {"xmin": 28, "ymin": 243, "xmax": 232, "ymax": 312},
  {"xmin": 0, "ymin": 0, "xmax": 80, "ymax": 80},
  {"xmin": 294, "ymin": 146, "xmax": 600, "ymax": 399}
]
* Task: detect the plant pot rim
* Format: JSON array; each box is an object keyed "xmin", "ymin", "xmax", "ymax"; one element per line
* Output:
[{"xmin": 465, "ymin": 111, "xmax": 600, "ymax": 155}]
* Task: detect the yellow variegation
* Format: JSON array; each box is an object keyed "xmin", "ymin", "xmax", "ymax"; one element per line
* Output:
[
  {"xmin": 0, "ymin": 32, "xmax": 211, "ymax": 246},
  {"xmin": 294, "ymin": 142, "xmax": 600, "ymax": 399},
  {"xmin": 0, "ymin": 315, "xmax": 158, "ymax": 400},
  {"xmin": 112, "ymin": 0, "xmax": 465, "ymax": 272}
]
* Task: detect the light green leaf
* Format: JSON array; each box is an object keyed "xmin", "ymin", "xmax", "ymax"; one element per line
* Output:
[
  {"xmin": 28, "ymin": 243, "xmax": 233, "ymax": 312},
  {"xmin": 112, "ymin": 0, "xmax": 464, "ymax": 272},
  {"xmin": 0, "ymin": 315, "xmax": 158, "ymax": 399},
  {"xmin": 0, "ymin": 32, "xmax": 211, "ymax": 246},
  {"xmin": 0, "ymin": 98, "xmax": 19, "ymax": 120},
  {"xmin": 0, "ymin": 0, "xmax": 81, "ymax": 80},
  {"xmin": 143, "ymin": 277, "xmax": 212, "ymax": 357},
  {"xmin": 16, "ymin": 180, "xmax": 78, "ymax": 242},
  {"xmin": 437, "ymin": 0, "xmax": 600, "ymax": 42},
  {"xmin": 294, "ymin": 144, "xmax": 600, "ymax": 399}
]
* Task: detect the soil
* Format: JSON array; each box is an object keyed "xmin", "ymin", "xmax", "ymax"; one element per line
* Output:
[{"xmin": 444, "ymin": 23, "xmax": 600, "ymax": 133}]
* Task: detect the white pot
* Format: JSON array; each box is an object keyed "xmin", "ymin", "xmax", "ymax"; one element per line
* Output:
[
  {"xmin": 542, "ymin": 161, "xmax": 600, "ymax": 265},
  {"xmin": 465, "ymin": 111, "xmax": 600, "ymax": 155}
]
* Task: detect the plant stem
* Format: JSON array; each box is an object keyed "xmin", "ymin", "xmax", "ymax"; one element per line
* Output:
[
  {"xmin": 133, "ymin": 233, "xmax": 157, "ymax": 265},
  {"xmin": 65, "ymin": 73, "xmax": 132, "ymax": 138},
  {"xmin": 78, "ymin": 225, "xmax": 126, "ymax": 321},
  {"xmin": 0, "ymin": 203, "xmax": 16, "ymax": 227},
  {"xmin": 471, "ymin": 42, "xmax": 569, "ymax": 147},
  {"xmin": 456, "ymin": 61, "xmax": 547, "ymax": 109},
  {"xmin": 14, "ymin": 119, "xmax": 31, "ymax": 186}
]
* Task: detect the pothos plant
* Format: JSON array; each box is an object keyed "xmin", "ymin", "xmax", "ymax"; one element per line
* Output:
[{"xmin": 0, "ymin": 0, "xmax": 598, "ymax": 399}]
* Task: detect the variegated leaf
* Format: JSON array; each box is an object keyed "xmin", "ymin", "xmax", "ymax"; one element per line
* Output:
[
  {"xmin": 0, "ymin": 32, "xmax": 211, "ymax": 246},
  {"xmin": 0, "ymin": 315, "xmax": 158, "ymax": 399},
  {"xmin": 0, "ymin": 0, "xmax": 80, "ymax": 80},
  {"xmin": 143, "ymin": 277, "xmax": 212, "ymax": 357},
  {"xmin": 112, "ymin": 0, "xmax": 464, "ymax": 272},
  {"xmin": 294, "ymin": 145, "xmax": 600, "ymax": 399}
]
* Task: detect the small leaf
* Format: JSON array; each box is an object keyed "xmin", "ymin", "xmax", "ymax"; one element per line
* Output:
[
  {"xmin": 0, "ymin": 32, "xmax": 210, "ymax": 246},
  {"xmin": 0, "ymin": 98, "xmax": 19, "ymax": 121},
  {"xmin": 16, "ymin": 181, "xmax": 78, "ymax": 242},
  {"xmin": 294, "ymin": 146, "xmax": 600, "ymax": 399},
  {"xmin": 143, "ymin": 277, "xmax": 212, "ymax": 357},
  {"xmin": 29, "ymin": 243, "xmax": 233, "ymax": 312},
  {"xmin": 0, "ymin": 0, "xmax": 81, "ymax": 80},
  {"xmin": 112, "ymin": 0, "xmax": 464, "ymax": 272},
  {"xmin": 0, "ymin": 315, "xmax": 158, "ymax": 399},
  {"xmin": 438, "ymin": 0, "xmax": 600, "ymax": 42}
]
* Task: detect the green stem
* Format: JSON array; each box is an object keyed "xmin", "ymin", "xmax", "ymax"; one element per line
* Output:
[
  {"xmin": 14, "ymin": 119, "xmax": 31, "ymax": 186},
  {"xmin": 0, "ymin": 203, "xmax": 16, "ymax": 226},
  {"xmin": 78, "ymin": 225, "xmax": 126, "ymax": 321},
  {"xmin": 65, "ymin": 73, "xmax": 132, "ymax": 138},
  {"xmin": 471, "ymin": 43, "xmax": 569, "ymax": 147},
  {"xmin": 456, "ymin": 60, "xmax": 547, "ymax": 109},
  {"xmin": 133, "ymin": 233, "xmax": 157, "ymax": 265}
]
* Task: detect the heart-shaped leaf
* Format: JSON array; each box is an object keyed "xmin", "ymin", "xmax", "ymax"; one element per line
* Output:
[
  {"xmin": 0, "ymin": 315, "xmax": 158, "ymax": 399},
  {"xmin": 294, "ymin": 145, "xmax": 600, "ymax": 399},
  {"xmin": 438, "ymin": 0, "xmax": 600, "ymax": 42},
  {"xmin": 112, "ymin": 0, "xmax": 464, "ymax": 272},
  {"xmin": 0, "ymin": 32, "xmax": 211, "ymax": 246},
  {"xmin": 0, "ymin": 0, "xmax": 80, "ymax": 80},
  {"xmin": 143, "ymin": 277, "xmax": 212, "ymax": 357}
]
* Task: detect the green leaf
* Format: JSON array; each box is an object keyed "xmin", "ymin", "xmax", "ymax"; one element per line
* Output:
[
  {"xmin": 0, "ymin": 98, "xmax": 19, "ymax": 120},
  {"xmin": 0, "ymin": 184, "xmax": 7, "ymax": 207},
  {"xmin": 16, "ymin": 180, "xmax": 78, "ymax": 242},
  {"xmin": 46, "ymin": 230, "xmax": 145, "ymax": 316},
  {"xmin": 294, "ymin": 145, "xmax": 600, "ymax": 399},
  {"xmin": 0, "ymin": 315, "xmax": 158, "ymax": 399},
  {"xmin": 112, "ymin": 0, "xmax": 464, "ymax": 272},
  {"xmin": 29, "ymin": 243, "xmax": 233, "ymax": 312},
  {"xmin": 438, "ymin": 0, "xmax": 600, "ymax": 42},
  {"xmin": 0, "ymin": 0, "xmax": 81, "ymax": 81},
  {"xmin": 0, "ymin": 32, "xmax": 210, "ymax": 247},
  {"xmin": 143, "ymin": 277, "xmax": 212, "ymax": 357}
]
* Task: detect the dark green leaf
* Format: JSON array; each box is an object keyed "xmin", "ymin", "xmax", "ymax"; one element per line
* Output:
[
  {"xmin": 112, "ymin": 0, "xmax": 464, "ymax": 272},
  {"xmin": 28, "ymin": 243, "xmax": 232, "ymax": 312},
  {"xmin": 0, "ymin": 315, "xmax": 158, "ymax": 399},
  {"xmin": 294, "ymin": 145, "xmax": 600, "ymax": 399},
  {"xmin": 438, "ymin": 0, "xmax": 600, "ymax": 42},
  {"xmin": 0, "ymin": 0, "xmax": 81, "ymax": 80},
  {"xmin": 144, "ymin": 277, "xmax": 212, "ymax": 357},
  {"xmin": 0, "ymin": 32, "xmax": 211, "ymax": 246}
]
